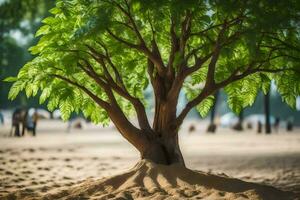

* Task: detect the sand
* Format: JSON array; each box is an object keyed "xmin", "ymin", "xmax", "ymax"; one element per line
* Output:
[
  {"xmin": 38, "ymin": 160, "xmax": 297, "ymax": 200},
  {"xmin": 0, "ymin": 119, "xmax": 299, "ymax": 199}
]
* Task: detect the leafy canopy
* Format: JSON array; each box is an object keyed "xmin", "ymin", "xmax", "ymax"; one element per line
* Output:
[{"xmin": 5, "ymin": 0, "xmax": 300, "ymax": 125}]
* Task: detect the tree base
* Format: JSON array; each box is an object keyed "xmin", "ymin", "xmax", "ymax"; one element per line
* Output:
[
  {"xmin": 232, "ymin": 122, "xmax": 244, "ymax": 131},
  {"xmin": 25, "ymin": 160, "xmax": 294, "ymax": 200},
  {"xmin": 206, "ymin": 123, "xmax": 217, "ymax": 133}
]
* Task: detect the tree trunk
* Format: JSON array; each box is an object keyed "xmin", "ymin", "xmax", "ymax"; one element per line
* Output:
[
  {"xmin": 139, "ymin": 76, "xmax": 185, "ymax": 166},
  {"xmin": 207, "ymin": 90, "xmax": 219, "ymax": 133},
  {"xmin": 141, "ymin": 132, "xmax": 185, "ymax": 166},
  {"xmin": 264, "ymin": 91, "xmax": 271, "ymax": 134},
  {"xmin": 233, "ymin": 110, "xmax": 244, "ymax": 131}
]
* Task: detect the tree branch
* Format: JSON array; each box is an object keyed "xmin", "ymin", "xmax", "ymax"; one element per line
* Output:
[
  {"xmin": 50, "ymin": 74, "xmax": 110, "ymax": 110},
  {"xmin": 84, "ymin": 45, "xmax": 152, "ymax": 131}
]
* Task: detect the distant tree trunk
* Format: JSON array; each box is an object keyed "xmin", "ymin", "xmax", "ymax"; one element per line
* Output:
[
  {"xmin": 207, "ymin": 90, "xmax": 219, "ymax": 133},
  {"xmin": 233, "ymin": 110, "xmax": 244, "ymax": 131},
  {"xmin": 264, "ymin": 90, "xmax": 271, "ymax": 134}
]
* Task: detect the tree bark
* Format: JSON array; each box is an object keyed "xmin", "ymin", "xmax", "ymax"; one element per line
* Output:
[{"xmin": 141, "ymin": 131, "xmax": 185, "ymax": 166}]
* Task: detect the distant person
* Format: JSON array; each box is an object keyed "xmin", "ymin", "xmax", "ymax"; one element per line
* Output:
[
  {"xmin": 274, "ymin": 117, "xmax": 280, "ymax": 133},
  {"xmin": 11, "ymin": 108, "xmax": 27, "ymax": 137},
  {"xmin": 26, "ymin": 109, "xmax": 39, "ymax": 136},
  {"xmin": 22, "ymin": 110, "xmax": 29, "ymax": 136},
  {"xmin": 32, "ymin": 109, "xmax": 39, "ymax": 136},
  {"xmin": 257, "ymin": 121, "xmax": 262, "ymax": 134},
  {"xmin": 67, "ymin": 117, "xmax": 83, "ymax": 132}
]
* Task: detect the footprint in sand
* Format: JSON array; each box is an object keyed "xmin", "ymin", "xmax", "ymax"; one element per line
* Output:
[
  {"xmin": 22, "ymin": 170, "xmax": 33, "ymax": 174},
  {"xmin": 27, "ymin": 148, "xmax": 35, "ymax": 153},
  {"xmin": 16, "ymin": 178, "xmax": 25, "ymax": 182},
  {"xmin": 63, "ymin": 176, "xmax": 72, "ymax": 180},
  {"xmin": 64, "ymin": 158, "xmax": 71, "ymax": 162},
  {"xmin": 52, "ymin": 183, "xmax": 61, "ymax": 187},
  {"xmin": 40, "ymin": 186, "xmax": 49, "ymax": 192},
  {"xmin": 64, "ymin": 182, "xmax": 73, "ymax": 186},
  {"xmin": 31, "ymin": 181, "xmax": 38, "ymax": 185},
  {"xmin": 24, "ymin": 188, "xmax": 34, "ymax": 193},
  {"xmin": 9, "ymin": 151, "xmax": 19, "ymax": 155},
  {"xmin": 5, "ymin": 170, "xmax": 13, "ymax": 175},
  {"xmin": 16, "ymin": 185, "xmax": 25, "ymax": 188}
]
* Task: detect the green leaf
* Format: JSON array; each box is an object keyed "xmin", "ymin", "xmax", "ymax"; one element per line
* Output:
[
  {"xmin": 8, "ymin": 81, "xmax": 26, "ymax": 100},
  {"xmin": 260, "ymin": 74, "xmax": 271, "ymax": 94},
  {"xmin": 39, "ymin": 87, "xmax": 52, "ymax": 104},
  {"xmin": 284, "ymin": 95, "xmax": 296, "ymax": 109},
  {"xmin": 196, "ymin": 95, "xmax": 215, "ymax": 117},
  {"xmin": 59, "ymin": 100, "xmax": 73, "ymax": 121},
  {"xmin": 35, "ymin": 25, "xmax": 50, "ymax": 37},
  {"xmin": 3, "ymin": 76, "xmax": 17, "ymax": 82},
  {"xmin": 47, "ymin": 96, "xmax": 59, "ymax": 111}
]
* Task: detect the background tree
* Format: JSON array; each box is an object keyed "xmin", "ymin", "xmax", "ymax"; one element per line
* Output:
[
  {"xmin": 6, "ymin": 0, "xmax": 300, "ymax": 166},
  {"xmin": 0, "ymin": 0, "xmax": 53, "ymax": 108},
  {"xmin": 206, "ymin": 90, "xmax": 219, "ymax": 133},
  {"xmin": 264, "ymin": 87, "xmax": 271, "ymax": 134},
  {"xmin": 233, "ymin": 110, "xmax": 244, "ymax": 131}
]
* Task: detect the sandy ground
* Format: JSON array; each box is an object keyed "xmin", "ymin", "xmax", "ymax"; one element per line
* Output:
[{"xmin": 0, "ymin": 119, "xmax": 299, "ymax": 199}]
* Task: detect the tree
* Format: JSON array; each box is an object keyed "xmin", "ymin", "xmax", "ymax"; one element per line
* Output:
[
  {"xmin": 0, "ymin": 0, "xmax": 53, "ymax": 108},
  {"xmin": 5, "ymin": 0, "xmax": 300, "ymax": 166}
]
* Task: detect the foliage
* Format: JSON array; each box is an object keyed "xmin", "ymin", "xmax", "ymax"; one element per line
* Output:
[
  {"xmin": 0, "ymin": 0, "xmax": 53, "ymax": 108},
  {"xmin": 6, "ymin": 0, "xmax": 300, "ymax": 125}
]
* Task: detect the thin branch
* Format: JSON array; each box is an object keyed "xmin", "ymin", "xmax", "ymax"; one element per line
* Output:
[
  {"xmin": 107, "ymin": 29, "xmax": 141, "ymax": 49},
  {"xmin": 265, "ymin": 34, "xmax": 300, "ymax": 52},
  {"xmin": 205, "ymin": 22, "xmax": 228, "ymax": 87},
  {"xmin": 190, "ymin": 16, "xmax": 243, "ymax": 36}
]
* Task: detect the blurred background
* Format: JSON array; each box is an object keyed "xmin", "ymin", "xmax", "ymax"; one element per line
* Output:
[{"xmin": 0, "ymin": 1, "xmax": 300, "ymax": 199}]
